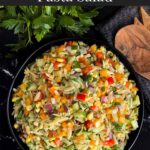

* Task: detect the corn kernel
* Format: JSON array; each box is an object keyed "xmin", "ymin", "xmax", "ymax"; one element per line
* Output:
[
  {"xmin": 96, "ymin": 92, "xmax": 101, "ymax": 97},
  {"xmin": 26, "ymin": 105, "xmax": 32, "ymax": 111},
  {"xmin": 20, "ymin": 83, "xmax": 26, "ymax": 90},
  {"xmin": 12, "ymin": 98, "xmax": 17, "ymax": 102},
  {"xmin": 35, "ymin": 108, "xmax": 40, "ymax": 113},
  {"xmin": 69, "ymin": 108, "xmax": 73, "ymax": 114},
  {"xmin": 89, "ymin": 146, "xmax": 98, "ymax": 150},
  {"xmin": 67, "ymin": 122, "xmax": 74, "ymax": 128},
  {"xmin": 14, "ymin": 123, "xmax": 19, "ymax": 129},
  {"xmin": 87, "ymin": 112, "xmax": 94, "ymax": 120},
  {"xmin": 49, "ymin": 137, "xmax": 55, "ymax": 141},
  {"xmin": 56, "ymin": 58, "xmax": 64, "ymax": 63},
  {"xmin": 89, "ymin": 134, "xmax": 96, "ymax": 140},
  {"xmin": 92, "ymin": 71, "xmax": 98, "ymax": 78},
  {"xmin": 36, "ymin": 102, "xmax": 42, "ymax": 108},
  {"xmin": 94, "ymin": 101, "xmax": 101, "ymax": 108},
  {"xmin": 90, "ymin": 44, "xmax": 97, "ymax": 52},
  {"xmin": 100, "ymin": 46, "xmax": 106, "ymax": 52},
  {"xmin": 100, "ymin": 69, "xmax": 109, "ymax": 78},
  {"xmin": 26, "ymin": 136, "xmax": 31, "ymax": 143}
]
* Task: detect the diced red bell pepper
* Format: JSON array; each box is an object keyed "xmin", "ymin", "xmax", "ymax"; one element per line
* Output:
[
  {"xmin": 48, "ymin": 130, "xmax": 57, "ymax": 137},
  {"xmin": 107, "ymin": 77, "xmax": 114, "ymax": 84},
  {"xmin": 90, "ymin": 105, "xmax": 99, "ymax": 111},
  {"xmin": 103, "ymin": 139, "xmax": 115, "ymax": 147},
  {"xmin": 84, "ymin": 120, "xmax": 94, "ymax": 129},
  {"xmin": 82, "ymin": 66, "xmax": 93, "ymax": 75},
  {"xmin": 76, "ymin": 93, "xmax": 86, "ymax": 101}
]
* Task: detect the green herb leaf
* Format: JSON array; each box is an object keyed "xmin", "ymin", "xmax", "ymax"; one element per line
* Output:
[
  {"xmin": 0, "ymin": 19, "xmax": 20, "ymax": 30},
  {"xmin": 32, "ymin": 14, "xmax": 55, "ymax": 29},
  {"xmin": 112, "ymin": 122, "xmax": 123, "ymax": 131},
  {"xmin": 101, "ymin": 86, "xmax": 105, "ymax": 92},
  {"xmin": 0, "ymin": 6, "xmax": 99, "ymax": 51},
  {"xmin": 34, "ymin": 28, "xmax": 49, "ymax": 42},
  {"xmin": 59, "ymin": 15, "xmax": 75, "ymax": 27}
]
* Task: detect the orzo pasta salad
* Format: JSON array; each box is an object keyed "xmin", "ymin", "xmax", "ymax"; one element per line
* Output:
[{"xmin": 12, "ymin": 41, "xmax": 140, "ymax": 150}]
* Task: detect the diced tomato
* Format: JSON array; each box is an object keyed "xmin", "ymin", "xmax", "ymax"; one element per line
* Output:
[
  {"xmin": 96, "ymin": 51, "xmax": 103, "ymax": 63},
  {"xmin": 82, "ymin": 66, "xmax": 93, "ymax": 75},
  {"xmin": 103, "ymin": 139, "xmax": 115, "ymax": 147},
  {"xmin": 96, "ymin": 51, "xmax": 103, "ymax": 59},
  {"xmin": 54, "ymin": 137, "xmax": 61, "ymax": 147},
  {"xmin": 53, "ymin": 62, "xmax": 59, "ymax": 70},
  {"xmin": 107, "ymin": 77, "xmax": 114, "ymax": 84},
  {"xmin": 90, "ymin": 105, "xmax": 99, "ymax": 111},
  {"xmin": 76, "ymin": 93, "xmax": 86, "ymax": 101},
  {"xmin": 95, "ymin": 61, "xmax": 102, "ymax": 67},
  {"xmin": 84, "ymin": 120, "xmax": 94, "ymax": 129},
  {"xmin": 78, "ymin": 56, "xmax": 86, "ymax": 63}
]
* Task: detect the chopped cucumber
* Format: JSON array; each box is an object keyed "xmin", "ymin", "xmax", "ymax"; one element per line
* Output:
[
  {"xmin": 73, "ymin": 103, "xmax": 80, "ymax": 111},
  {"xmin": 12, "ymin": 97, "xmax": 22, "ymax": 102},
  {"xmin": 73, "ymin": 61, "xmax": 80, "ymax": 68},
  {"xmin": 131, "ymin": 120, "xmax": 138, "ymax": 130},
  {"xmin": 112, "ymin": 122, "xmax": 123, "ymax": 131},
  {"xmin": 27, "ymin": 82, "xmax": 37, "ymax": 91},
  {"xmin": 74, "ymin": 110, "xmax": 86, "ymax": 123},
  {"xmin": 66, "ymin": 145, "xmax": 75, "ymax": 150},
  {"xmin": 133, "ymin": 95, "xmax": 140, "ymax": 107}
]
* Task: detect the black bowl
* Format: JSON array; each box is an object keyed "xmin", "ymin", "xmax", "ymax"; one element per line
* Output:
[{"xmin": 7, "ymin": 38, "xmax": 144, "ymax": 150}]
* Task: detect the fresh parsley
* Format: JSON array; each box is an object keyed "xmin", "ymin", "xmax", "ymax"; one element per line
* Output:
[
  {"xmin": 0, "ymin": 6, "xmax": 99, "ymax": 51},
  {"xmin": 112, "ymin": 122, "xmax": 123, "ymax": 131}
]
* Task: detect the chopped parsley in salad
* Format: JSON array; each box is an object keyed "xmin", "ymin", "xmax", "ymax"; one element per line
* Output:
[{"xmin": 12, "ymin": 41, "xmax": 140, "ymax": 150}]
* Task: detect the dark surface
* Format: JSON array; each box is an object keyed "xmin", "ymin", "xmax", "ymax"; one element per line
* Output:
[{"xmin": 0, "ymin": 6, "xmax": 150, "ymax": 150}]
